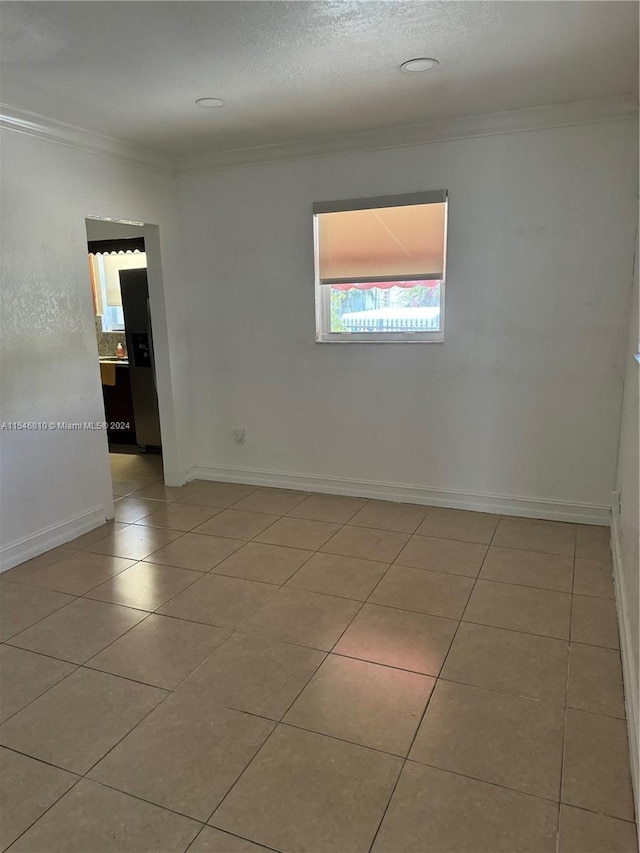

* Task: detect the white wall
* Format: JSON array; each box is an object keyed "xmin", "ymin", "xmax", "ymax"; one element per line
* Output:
[
  {"xmin": 180, "ymin": 119, "xmax": 638, "ymax": 521},
  {"xmin": 0, "ymin": 131, "xmax": 188, "ymax": 568},
  {"xmin": 613, "ymin": 239, "xmax": 639, "ymax": 813}
]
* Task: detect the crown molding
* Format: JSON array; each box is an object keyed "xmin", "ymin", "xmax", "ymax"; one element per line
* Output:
[
  {"xmin": 176, "ymin": 94, "xmax": 638, "ymax": 176},
  {"xmin": 1, "ymin": 95, "xmax": 636, "ymax": 179},
  {"xmin": 0, "ymin": 102, "xmax": 174, "ymax": 175}
]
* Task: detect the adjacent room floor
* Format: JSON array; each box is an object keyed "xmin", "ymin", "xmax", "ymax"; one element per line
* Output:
[{"xmin": 0, "ymin": 453, "xmax": 636, "ymax": 852}]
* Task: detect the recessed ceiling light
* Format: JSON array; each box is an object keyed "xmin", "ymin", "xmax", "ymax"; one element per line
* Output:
[
  {"xmin": 400, "ymin": 58, "xmax": 439, "ymax": 73},
  {"xmin": 195, "ymin": 97, "xmax": 226, "ymax": 108}
]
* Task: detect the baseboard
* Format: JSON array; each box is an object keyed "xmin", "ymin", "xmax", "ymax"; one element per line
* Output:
[
  {"xmin": 187, "ymin": 464, "xmax": 610, "ymax": 525},
  {"xmin": 0, "ymin": 506, "xmax": 107, "ymax": 573},
  {"xmin": 611, "ymin": 510, "xmax": 639, "ymax": 824}
]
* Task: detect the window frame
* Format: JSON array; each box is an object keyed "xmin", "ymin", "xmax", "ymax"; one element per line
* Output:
[{"xmin": 313, "ymin": 190, "xmax": 448, "ymax": 344}]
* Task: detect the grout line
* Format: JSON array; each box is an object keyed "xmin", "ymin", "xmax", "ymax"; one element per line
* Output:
[
  {"xmin": 79, "ymin": 688, "xmax": 174, "ymax": 780},
  {"xmin": 556, "ymin": 542, "xmax": 576, "ymax": 852},
  {"xmin": 0, "ymin": 661, "xmax": 83, "ymax": 727},
  {"xmin": 186, "ymin": 823, "xmax": 284, "ymax": 853},
  {"xmin": 71, "ymin": 774, "xmax": 208, "ymax": 825},
  {"xmin": 0, "ymin": 588, "xmax": 81, "ymax": 643},
  {"xmin": 0, "ymin": 761, "xmax": 86, "ymax": 850},
  {"xmin": 402, "ymin": 755, "xmax": 565, "ymax": 804}
]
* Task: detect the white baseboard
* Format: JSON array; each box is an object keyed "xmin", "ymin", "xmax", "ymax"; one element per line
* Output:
[
  {"xmin": 0, "ymin": 506, "xmax": 107, "ymax": 573},
  {"xmin": 188, "ymin": 464, "xmax": 610, "ymax": 525},
  {"xmin": 611, "ymin": 510, "xmax": 639, "ymax": 824}
]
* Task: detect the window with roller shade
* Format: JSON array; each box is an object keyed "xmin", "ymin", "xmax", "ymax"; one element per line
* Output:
[
  {"xmin": 313, "ymin": 191, "xmax": 448, "ymax": 342},
  {"xmin": 88, "ymin": 243, "xmax": 147, "ymax": 333}
]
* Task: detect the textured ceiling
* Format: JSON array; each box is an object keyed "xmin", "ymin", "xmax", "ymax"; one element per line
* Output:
[{"xmin": 1, "ymin": 1, "xmax": 637, "ymax": 157}]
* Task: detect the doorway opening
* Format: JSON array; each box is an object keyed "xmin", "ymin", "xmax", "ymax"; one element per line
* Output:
[{"xmin": 85, "ymin": 217, "xmax": 165, "ymax": 508}]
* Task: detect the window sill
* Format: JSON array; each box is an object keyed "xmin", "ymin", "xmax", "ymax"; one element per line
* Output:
[{"xmin": 316, "ymin": 334, "xmax": 444, "ymax": 344}]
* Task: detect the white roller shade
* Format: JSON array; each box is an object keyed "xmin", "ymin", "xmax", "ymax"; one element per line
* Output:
[{"xmin": 314, "ymin": 192, "xmax": 447, "ymax": 285}]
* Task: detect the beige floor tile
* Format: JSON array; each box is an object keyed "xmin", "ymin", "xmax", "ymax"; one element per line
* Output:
[
  {"xmin": 442, "ymin": 622, "xmax": 568, "ymax": 705},
  {"xmin": 193, "ymin": 509, "xmax": 281, "ymax": 541},
  {"xmin": 178, "ymin": 632, "xmax": 324, "ymax": 719},
  {"xmin": 87, "ymin": 614, "xmax": 230, "ymax": 689},
  {"xmin": 86, "ymin": 561, "xmax": 203, "ymax": 611},
  {"xmin": 334, "ymin": 603, "xmax": 457, "ymax": 675},
  {"xmin": 189, "ymin": 827, "xmax": 273, "ymax": 852},
  {"xmin": 0, "ymin": 669, "xmax": 166, "ymax": 774},
  {"xmin": 464, "ymin": 579, "xmax": 571, "ymax": 639},
  {"xmin": 286, "ymin": 552, "xmax": 388, "ymax": 600},
  {"xmin": 10, "ymin": 546, "xmax": 75, "ymax": 574},
  {"xmin": 284, "ymin": 654, "xmax": 434, "ymax": 755},
  {"xmin": 2, "ymin": 550, "xmax": 136, "ymax": 595},
  {"xmin": 241, "ymin": 587, "xmax": 360, "ymax": 650},
  {"xmin": 131, "ymin": 482, "xmax": 193, "ymax": 501},
  {"xmin": 110, "ymin": 451, "xmax": 163, "ymax": 478},
  {"xmin": 348, "ymin": 500, "xmax": 429, "ymax": 534},
  {"xmin": 372, "ymin": 762, "xmax": 558, "ymax": 853},
  {"xmin": 211, "ymin": 725, "xmax": 402, "ymax": 853},
  {"xmin": 575, "ymin": 525, "xmax": 612, "ymax": 562},
  {"xmin": 90, "ymin": 694, "xmax": 273, "ymax": 821},
  {"xmin": 158, "ymin": 573, "xmax": 277, "ymax": 629},
  {"xmin": 179, "ymin": 481, "xmax": 258, "ymax": 508},
  {"xmin": 493, "ymin": 519, "xmax": 575, "ymax": 556},
  {"xmin": 574, "ymin": 557, "xmax": 615, "ymax": 598},
  {"xmin": 255, "ymin": 516, "xmax": 340, "ymax": 550},
  {"xmin": 396, "ymin": 535, "xmax": 488, "ymax": 578},
  {"xmin": 563, "ymin": 709, "xmax": 635, "ymax": 820},
  {"xmin": 321, "ymin": 525, "xmax": 409, "ymax": 562},
  {"xmin": 0, "ymin": 581, "xmax": 73, "ymax": 641},
  {"xmin": 231, "ymin": 487, "xmax": 310, "ymax": 516},
  {"xmin": 0, "ymin": 747, "xmax": 78, "ymax": 851},
  {"xmin": 567, "ymin": 643, "xmax": 625, "ymax": 718},
  {"xmin": 480, "ymin": 546, "xmax": 573, "ymax": 592},
  {"xmin": 111, "ymin": 452, "xmax": 161, "ymax": 470},
  {"xmin": 369, "ymin": 565, "xmax": 474, "ymax": 619},
  {"xmin": 416, "ymin": 507, "xmax": 499, "ymax": 544},
  {"xmin": 213, "ymin": 542, "xmax": 313, "ymax": 585},
  {"xmin": 86, "ymin": 525, "xmax": 183, "ymax": 560},
  {"xmin": 558, "ymin": 804, "xmax": 638, "ymax": 853},
  {"xmin": 0, "ymin": 645, "xmax": 75, "ymax": 723},
  {"xmin": 288, "ymin": 493, "xmax": 367, "ymax": 523},
  {"xmin": 144, "ymin": 532, "xmax": 242, "ymax": 571},
  {"xmin": 113, "ymin": 496, "xmax": 164, "ymax": 523},
  {"xmin": 65, "ymin": 521, "xmax": 128, "ymax": 549},
  {"xmin": 410, "ymin": 680, "xmax": 564, "ymax": 799},
  {"xmin": 110, "ymin": 458, "xmax": 162, "ymax": 481},
  {"xmin": 7, "ymin": 598, "xmax": 146, "ymax": 664},
  {"xmin": 8, "ymin": 779, "xmax": 199, "ymax": 853},
  {"xmin": 571, "ymin": 594, "xmax": 620, "ymax": 648},
  {"xmin": 135, "ymin": 502, "xmax": 221, "ymax": 532},
  {"xmin": 112, "ymin": 479, "xmax": 145, "ymax": 497},
  {"xmin": 113, "ymin": 477, "xmax": 159, "ymax": 498}
]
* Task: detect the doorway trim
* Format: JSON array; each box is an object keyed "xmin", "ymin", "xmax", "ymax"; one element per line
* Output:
[{"xmin": 85, "ymin": 216, "xmax": 183, "ymax": 519}]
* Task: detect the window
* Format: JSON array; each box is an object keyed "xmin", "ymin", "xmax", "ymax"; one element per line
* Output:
[
  {"xmin": 313, "ymin": 190, "xmax": 448, "ymax": 343},
  {"xmin": 88, "ymin": 250, "xmax": 147, "ymax": 333}
]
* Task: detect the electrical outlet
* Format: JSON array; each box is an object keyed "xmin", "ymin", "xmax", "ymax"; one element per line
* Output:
[{"xmin": 233, "ymin": 429, "xmax": 245, "ymax": 445}]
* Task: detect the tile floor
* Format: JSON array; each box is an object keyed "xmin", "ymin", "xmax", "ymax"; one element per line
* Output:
[{"xmin": 0, "ymin": 451, "xmax": 636, "ymax": 852}]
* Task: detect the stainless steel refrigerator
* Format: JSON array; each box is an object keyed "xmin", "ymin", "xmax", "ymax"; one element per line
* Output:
[{"xmin": 119, "ymin": 268, "xmax": 162, "ymax": 449}]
